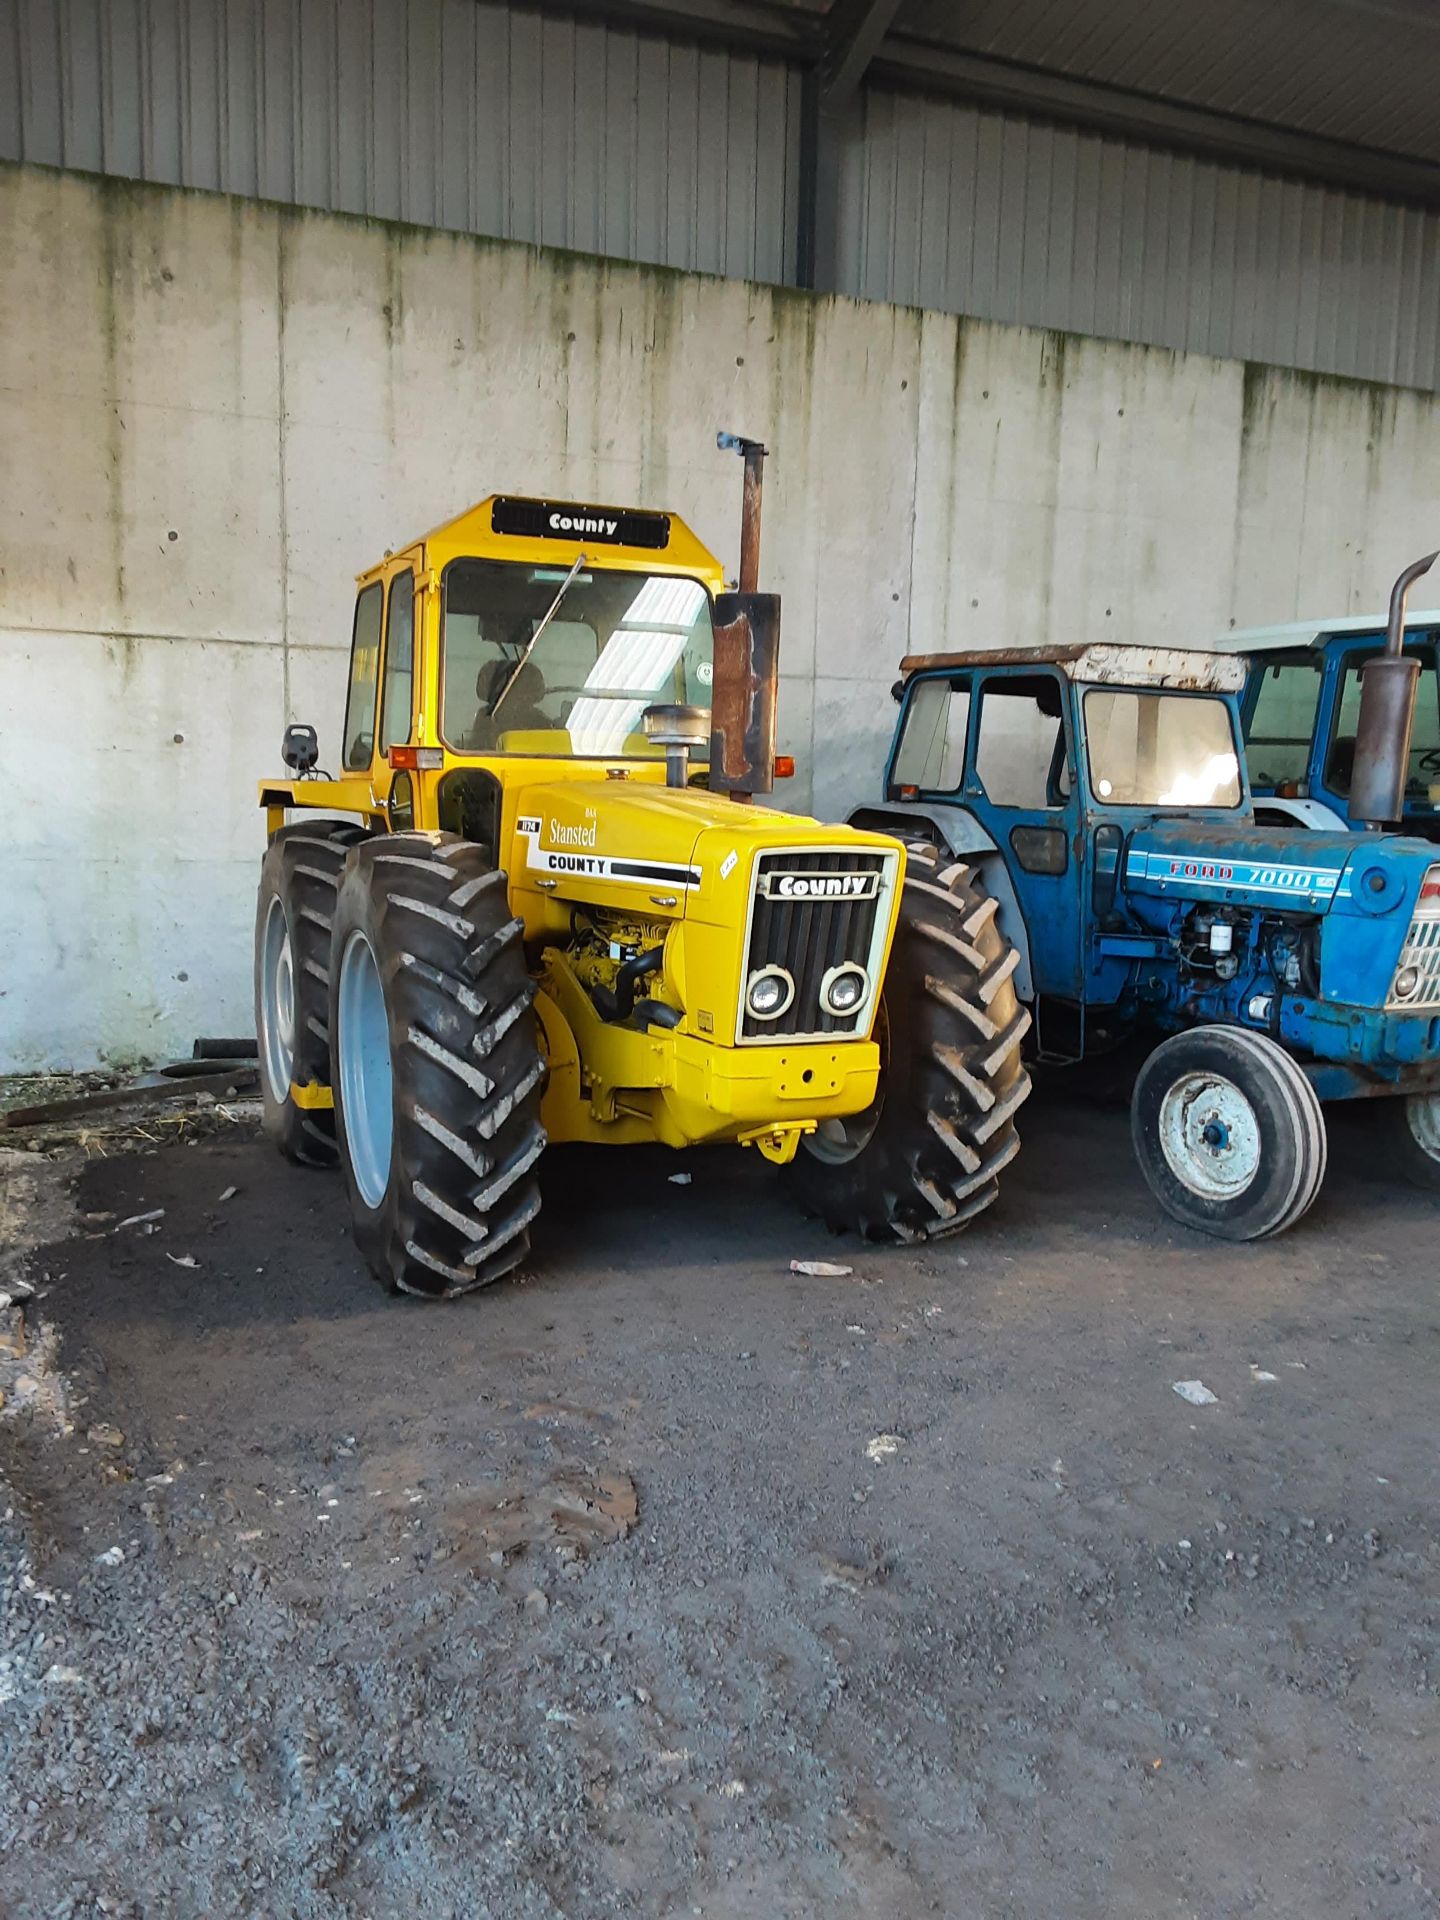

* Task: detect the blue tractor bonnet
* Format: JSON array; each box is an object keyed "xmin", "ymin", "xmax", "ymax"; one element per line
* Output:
[{"xmin": 1126, "ymin": 820, "xmax": 1378, "ymax": 916}]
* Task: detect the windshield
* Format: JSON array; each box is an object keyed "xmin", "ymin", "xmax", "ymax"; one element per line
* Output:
[
  {"xmin": 1084, "ymin": 690, "xmax": 1242, "ymax": 808},
  {"xmin": 441, "ymin": 560, "xmax": 714, "ymax": 757},
  {"xmin": 1331, "ymin": 647, "xmax": 1440, "ymax": 807}
]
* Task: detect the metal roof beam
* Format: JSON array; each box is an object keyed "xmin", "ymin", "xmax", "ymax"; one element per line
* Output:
[
  {"xmin": 544, "ymin": 0, "xmax": 821, "ymax": 59},
  {"xmin": 798, "ymin": 0, "xmax": 905, "ymax": 294},
  {"xmin": 868, "ymin": 41, "xmax": 1440, "ymax": 208},
  {"xmin": 823, "ymin": 0, "xmax": 906, "ymax": 105}
]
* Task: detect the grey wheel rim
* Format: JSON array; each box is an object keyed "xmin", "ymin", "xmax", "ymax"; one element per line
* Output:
[
  {"xmin": 803, "ymin": 1003, "xmax": 886, "ymax": 1164},
  {"xmin": 337, "ymin": 928, "xmax": 394, "ymax": 1210},
  {"xmin": 805, "ymin": 1104, "xmax": 883, "ymax": 1165},
  {"xmin": 1404, "ymin": 1092, "xmax": 1440, "ymax": 1161},
  {"xmin": 1157, "ymin": 1070, "xmax": 1262, "ymax": 1201},
  {"xmin": 259, "ymin": 894, "xmax": 296, "ymax": 1107}
]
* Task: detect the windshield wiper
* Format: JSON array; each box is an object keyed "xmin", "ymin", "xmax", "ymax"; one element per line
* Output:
[{"xmin": 490, "ymin": 551, "xmax": 587, "ymax": 719}]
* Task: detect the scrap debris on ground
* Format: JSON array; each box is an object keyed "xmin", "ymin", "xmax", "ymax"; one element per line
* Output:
[{"xmin": 0, "ymin": 1089, "xmax": 1437, "ymax": 1918}]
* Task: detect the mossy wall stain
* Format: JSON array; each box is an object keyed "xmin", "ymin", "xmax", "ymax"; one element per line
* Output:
[{"xmin": 97, "ymin": 197, "xmax": 127, "ymax": 617}]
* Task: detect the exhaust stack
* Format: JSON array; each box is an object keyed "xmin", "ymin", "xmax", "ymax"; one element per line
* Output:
[
  {"xmin": 710, "ymin": 431, "xmax": 780, "ymax": 804},
  {"xmin": 1349, "ymin": 549, "xmax": 1438, "ymax": 829},
  {"xmin": 717, "ymin": 430, "xmax": 767, "ymax": 592}
]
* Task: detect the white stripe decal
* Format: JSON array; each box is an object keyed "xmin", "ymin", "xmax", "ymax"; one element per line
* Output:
[
  {"xmin": 1127, "ymin": 850, "xmax": 1342, "ymax": 898},
  {"xmin": 515, "ymin": 816, "xmax": 700, "ymax": 890}
]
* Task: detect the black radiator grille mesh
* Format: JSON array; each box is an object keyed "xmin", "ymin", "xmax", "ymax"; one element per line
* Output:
[{"xmin": 740, "ymin": 849, "xmax": 889, "ymax": 1040}]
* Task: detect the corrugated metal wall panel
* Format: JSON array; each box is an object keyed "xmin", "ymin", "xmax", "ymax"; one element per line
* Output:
[
  {"xmin": 0, "ymin": 0, "xmax": 804, "ymax": 285},
  {"xmin": 3, "ymin": 0, "xmax": 1439, "ymax": 389},
  {"xmin": 843, "ymin": 86, "xmax": 1440, "ymax": 390}
]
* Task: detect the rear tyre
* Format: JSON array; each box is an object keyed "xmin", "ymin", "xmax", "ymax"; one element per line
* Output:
[
  {"xmin": 1378, "ymin": 1092, "xmax": 1440, "ymax": 1193},
  {"xmin": 255, "ymin": 821, "xmax": 368, "ymax": 1166},
  {"xmin": 783, "ymin": 842, "xmax": 1032, "ymax": 1242},
  {"xmin": 1131, "ymin": 1026, "xmax": 1326, "ymax": 1240},
  {"xmin": 329, "ymin": 832, "xmax": 546, "ymax": 1297}
]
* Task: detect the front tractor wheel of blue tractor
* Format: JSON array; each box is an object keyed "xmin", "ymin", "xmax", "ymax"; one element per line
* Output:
[
  {"xmin": 1379, "ymin": 1092, "xmax": 1440, "ymax": 1193},
  {"xmin": 1131, "ymin": 1027, "xmax": 1327, "ymax": 1241}
]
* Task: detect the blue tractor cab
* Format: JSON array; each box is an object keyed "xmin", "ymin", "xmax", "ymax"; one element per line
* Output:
[
  {"xmin": 1234, "ymin": 611, "xmax": 1440, "ymax": 836},
  {"xmin": 855, "ymin": 609, "xmax": 1440, "ymax": 1241}
]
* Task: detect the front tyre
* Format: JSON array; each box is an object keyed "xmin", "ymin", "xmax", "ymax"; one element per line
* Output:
[
  {"xmin": 1131, "ymin": 1026, "xmax": 1326, "ymax": 1240},
  {"xmin": 255, "ymin": 821, "xmax": 368, "ymax": 1166},
  {"xmin": 329, "ymin": 833, "xmax": 546, "ymax": 1297},
  {"xmin": 783, "ymin": 844, "xmax": 1032, "ymax": 1242},
  {"xmin": 1378, "ymin": 1091, "xmax": 1440, "ymax": 1193}
]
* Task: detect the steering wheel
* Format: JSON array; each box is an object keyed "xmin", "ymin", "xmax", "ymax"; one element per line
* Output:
[{"xmin": 1417, "ymin": 748, "xmax": 1440, "ymax": 775}]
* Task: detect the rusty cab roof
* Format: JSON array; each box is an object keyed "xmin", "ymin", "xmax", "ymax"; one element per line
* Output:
[
  {"xmin": 898, "ymin": 642, "xmax": 1247, "ymax": 693},
  {"xmin": 357, "ymin": 493, "xmax": 728, "ymax": 596}
]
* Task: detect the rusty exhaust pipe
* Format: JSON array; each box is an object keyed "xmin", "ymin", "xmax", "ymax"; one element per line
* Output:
[
  {"xmin": 710, "ymin": 431, "xmax": 778, "ymax": 806},
  {"xmin": 717, "ymin": 430, "xmax": 766, "ymax": 593},
  {"xmin": 1349, "ymin": 549, "xmax": 1438, "ymax": 829}
]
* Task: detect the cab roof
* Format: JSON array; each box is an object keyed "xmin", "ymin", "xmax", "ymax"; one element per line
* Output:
[
  {"xmin": 358, "ymin": 492, "xmax": 727, "ymax": 593},
  {"xmin": 1218, "ymin": 610, "xmax": 1440, "ymax": 653},
  {"xmin": 900, "ymin": 642, "xmax": 1247, "ymax": 693}
]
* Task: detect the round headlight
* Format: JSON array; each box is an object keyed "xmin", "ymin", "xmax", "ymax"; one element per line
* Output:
[
  {"xmin": 820, "ymin": 963, "xmax": 869, "ymax": 1016},
  {"xmin": 746, "ymin": 966, "xmax": 794, "ymax": 1020},
  {"xmin": 1394, "ymin": 964, "xmax": 1421, "ymax": 1000}
]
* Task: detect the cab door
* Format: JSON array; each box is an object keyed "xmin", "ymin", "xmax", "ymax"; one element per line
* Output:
[{"xmin": 961, "ymin": 666, "xmax": 1083, "ymax": 1000}]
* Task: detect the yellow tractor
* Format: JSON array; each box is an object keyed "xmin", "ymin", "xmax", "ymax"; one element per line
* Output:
[{"xmin": 254, "ymin": 438, "xmax": 1030, "ymax": 1295}]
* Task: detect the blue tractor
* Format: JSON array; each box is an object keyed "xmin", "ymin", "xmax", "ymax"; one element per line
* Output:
[
  {"xmin": 845, "ymin": 558, "xmax": 1440, "ymax": 1240},
  {"xmin": 1235, "ymin": 572, "xmax": 1440, "ymax": 838}
]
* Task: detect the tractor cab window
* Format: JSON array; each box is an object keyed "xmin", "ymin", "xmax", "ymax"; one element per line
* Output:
[
  {"xmin": 380, "ymin": 570, "xmax": 415, "ymax": 751},
  {"xmin": 1085, "ymin": 690, "xmax": 1241, "ymax": 808},
  {"xmin": 1245, "ymin": 658, "xmax": 1322, "ymax": 787},
  {"xmin": 890, "ymin": 678, "xmax": 970, "ymax": 791},
  {"xmin": 1330, "ymin": 646, "xmax": 1440, "ymax": 800},
  {"xmin": 342, "ymin": 582, "xmax": 384, "ymax": 771},
  {"xmin": 973, "ymin": 675, "xmax": 1070, "ymax": 810},
  {"xmin": 440, "ymin": 560, "xmax": 714, "ymax": 758}
]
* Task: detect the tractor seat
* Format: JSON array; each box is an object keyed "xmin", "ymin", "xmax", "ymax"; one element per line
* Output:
[
  {"xmin": 1326, "ymin": 734, "xmax": 1356, "ymax": 794},
  {"xmin": 463, "ymin": 659, "xmax": 549, "ymax": 751}
]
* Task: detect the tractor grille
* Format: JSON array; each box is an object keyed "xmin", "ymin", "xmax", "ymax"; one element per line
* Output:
[
  {"xmin": 738, "ymin": 847, "xmax": 897, "ymax": 1043},
  {"xmin": 1390, "ymin": 864, "xmax": 1440, "ymax": 1010}
]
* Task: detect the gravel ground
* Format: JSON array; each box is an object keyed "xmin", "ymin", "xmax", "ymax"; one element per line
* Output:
[{"xmin": 1, "ymin": 1091, "xmax": 1437, "ymax": 1919}]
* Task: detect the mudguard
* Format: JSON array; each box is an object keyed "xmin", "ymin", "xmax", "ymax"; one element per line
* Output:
[{"xmin": 847, "ymin": 802, "xmax": 1034, "ymax": 1002}]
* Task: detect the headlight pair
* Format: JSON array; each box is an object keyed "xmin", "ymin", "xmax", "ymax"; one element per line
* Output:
[{"xmin": 744, "ymin": 962, "xmax": 870, "ymax": 1021}]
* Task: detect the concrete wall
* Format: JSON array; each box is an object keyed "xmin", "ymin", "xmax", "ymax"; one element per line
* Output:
[{"xmin": 5, "ymin": 160, "xmax": 1440, "ymax": 1070}]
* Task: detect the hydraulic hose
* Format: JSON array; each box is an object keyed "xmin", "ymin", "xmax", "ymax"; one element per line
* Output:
[{"xmin": 594, "ymin": 945, "xmax": 665, "ymax": 1023}]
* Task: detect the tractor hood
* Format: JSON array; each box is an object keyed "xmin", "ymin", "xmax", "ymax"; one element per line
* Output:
[
  {"xmin": 1127, "ymin": 819, "xmax": 1440, "ymax": 928},
  {"xmin": 505, "ymin": 773, "xmax": 904, "ymax": 928},
  {"xmin": 1125, "ymin": 821, "xmax": 1440, "ymax": 1013},
  {"xmin": 1125, "ymin": 821, "xmax": 1363, "ymax": 914}
]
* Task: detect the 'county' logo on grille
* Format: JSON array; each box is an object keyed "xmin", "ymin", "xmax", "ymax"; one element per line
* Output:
[{"xmin": 758, "ymin": 871, "xmax": 880, "ymax": 901}]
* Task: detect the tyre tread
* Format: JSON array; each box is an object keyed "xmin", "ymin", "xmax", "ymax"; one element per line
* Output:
[
  {"xmin": 329, "ymin": 832, "xmax": 546, "ymax": 1297},
  {"xmin": 785, "ymin": 841, "xmax": 1029, "ymax": 1243}
]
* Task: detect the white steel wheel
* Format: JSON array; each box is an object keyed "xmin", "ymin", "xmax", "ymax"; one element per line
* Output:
[
  {"xmin": 1132, "ymin": 1026, "xmax": 1326, "ymax": 1241},
  {"xmin": 1156, "ymin": 1070, "xmax": 1262, "ymax": 1202},
  {"xmin": 1379, "ymin": 1090, "xmax": 1440, "ymax": 1194},
  {"xmin": 1403, "ymin": 1092, "xmax": 1440, "ymax": 1160},
  {"xmin": 336, "ymin": 928, "xmax": 395, "ymax": 1211},
  {"xmin": 258, "ymin": 893, "xmax": 296, "ymax": 1107}
]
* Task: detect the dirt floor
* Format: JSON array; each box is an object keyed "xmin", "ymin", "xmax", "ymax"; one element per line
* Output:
[{"xmin": 1, "ymin": 1090, "xmax": 1437, "ymax": 1919}]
